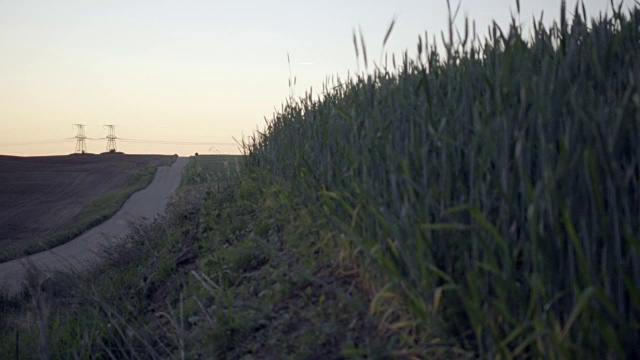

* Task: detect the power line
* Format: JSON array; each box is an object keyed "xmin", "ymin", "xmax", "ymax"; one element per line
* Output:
[
  {"xmin": 0, "ymin": 138, "xmax": 236, "ymax": 146},
  {"xmin": 118, "ymin": 138, "xmax": 236, "ymax": 146},
  {"xmin": 0, "ymin": 132, "xmax": 237, "ymax": 150},
  {"xmin": 0, "ymin": 139, "xmax": 73, "ymax": 147}
]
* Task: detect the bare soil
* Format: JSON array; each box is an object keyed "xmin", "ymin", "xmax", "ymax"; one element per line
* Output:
[{"xmin": 0, "ymin": 154, "xmax": 172, "ymax": 248}]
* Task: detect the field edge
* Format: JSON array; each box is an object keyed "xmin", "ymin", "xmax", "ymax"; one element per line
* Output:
[{"xmin": 0, "ymin": 155, "xmax": 178, "ymax": 263}]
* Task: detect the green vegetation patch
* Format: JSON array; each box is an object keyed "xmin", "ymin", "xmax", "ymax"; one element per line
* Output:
[
  {"xmin": 181, "ymin": 154, "xmax": 243, "ymax": 188},
  {"xmin": 183, "ymin": 171, "xmax": 389, "ymax": 358},
  {"xmin": 242, "ymin": 4, "xmax": 640, "ymax": 359}
]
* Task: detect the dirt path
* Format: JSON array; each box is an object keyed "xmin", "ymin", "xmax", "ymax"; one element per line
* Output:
[{"xmin": 0, "ymin": 157, "xmax": 190, "ymax": 294}]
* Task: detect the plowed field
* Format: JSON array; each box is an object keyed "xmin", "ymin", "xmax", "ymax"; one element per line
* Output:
[{"xmin": 0, "ymin": 154, "xmax": 172, "ymax": 248}]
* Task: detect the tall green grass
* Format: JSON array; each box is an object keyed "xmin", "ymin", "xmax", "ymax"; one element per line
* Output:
[{"xmin": 244, "ymin": 2, "xmax": 640, "ymax": 358}]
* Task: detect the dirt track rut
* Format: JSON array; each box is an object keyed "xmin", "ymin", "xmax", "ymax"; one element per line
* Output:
[{"xmin": 0, "ymin": 157, "xmax": 189, "ymax": 294}]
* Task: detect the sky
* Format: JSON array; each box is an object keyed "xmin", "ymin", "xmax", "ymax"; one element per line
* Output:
[{"xmin": 0, "ymin": 0, "xmax": 631, "ymax": 156}]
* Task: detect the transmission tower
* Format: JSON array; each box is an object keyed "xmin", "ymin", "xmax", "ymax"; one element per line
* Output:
[
  {"xmin": 104, "ymin": 124, "xmax": 117, "ymax": 152},
  {"xmin": 73, "ymin": 124, "xmax": 87, "ymax": 154}
]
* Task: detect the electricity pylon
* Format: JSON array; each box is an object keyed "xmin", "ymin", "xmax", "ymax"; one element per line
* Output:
[
  {"xmin": 73, "ymin": 124, "xmax": 87, "ymax": 154},
  {"xmin": 104, "ymin": 124, "xmax": 117, "ymax": 152}
]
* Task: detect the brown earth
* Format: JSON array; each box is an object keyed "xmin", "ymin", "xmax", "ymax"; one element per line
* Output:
[{"xmin": 0, "ymin": 154, "xmax": 172, "ymax": 248}]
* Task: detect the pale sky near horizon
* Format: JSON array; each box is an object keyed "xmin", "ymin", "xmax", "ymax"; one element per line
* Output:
[{"xmin": 0, "ymin": 0, "xmax": 630, "ymax": 156}]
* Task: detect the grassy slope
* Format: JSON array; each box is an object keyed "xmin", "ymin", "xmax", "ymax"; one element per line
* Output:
[{"xmin": 0, "ymin": 156, "xmax": 176, "ymax": 263}]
